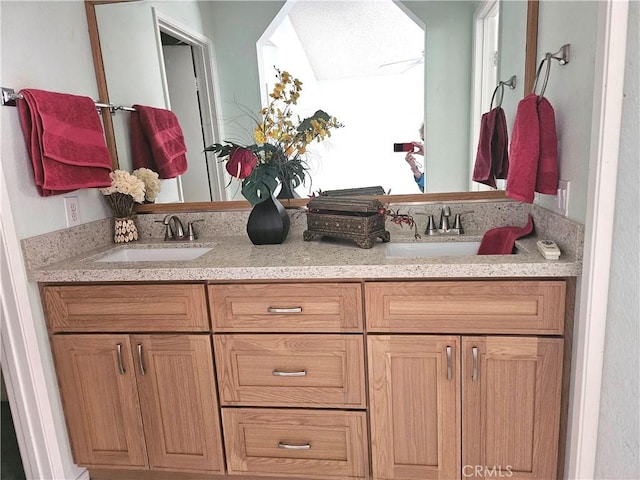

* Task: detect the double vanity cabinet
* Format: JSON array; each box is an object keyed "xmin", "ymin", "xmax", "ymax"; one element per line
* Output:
[{"xmin": 41, "ymin": 278, "xmax": 569, "ymax": 480}]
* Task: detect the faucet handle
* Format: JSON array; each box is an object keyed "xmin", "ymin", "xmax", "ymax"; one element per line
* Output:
[
  {"xmin": 187, "ymin": 220, "xmax": 203, "ymax": 241},
  {"xmin": 452, "ymin": 214, "xmax": 464, "ymax": 234},
  {"xmin": 155, "ymin": 219, "xmax": 173, "ymax": 240},
  {"xmin": 425, "ymin": 215, "xmax": 438, "ymax": 235},
  {"xmin": 452, "ymin": 210, "xmax": 474, "ymax": 234}
]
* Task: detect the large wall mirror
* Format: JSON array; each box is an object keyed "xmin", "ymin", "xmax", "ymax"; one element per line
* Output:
[{"xmin": 86, "ymin": 0, "xmax": 538, "ymax": 212}]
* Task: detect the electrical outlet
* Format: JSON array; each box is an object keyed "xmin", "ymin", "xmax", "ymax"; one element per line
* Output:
[
  {"xmin": 64, "ymin": 196, "xmax": 81, "ymax": 227},
  {"xmin": 557, "ymin": 180, "xmax": 570, "ymax": 216}
]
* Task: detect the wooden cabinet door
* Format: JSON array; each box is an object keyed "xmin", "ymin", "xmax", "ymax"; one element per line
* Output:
[
  {"xmin": 132, "ymin": 335, "xmax": 224, "ymax": 474},
  {"xmin": 462, "ymin": 337, "xmax": 563, "ymax": 480},
  {"xmin": 51, "ymin": 335, "xmax": 148, "ymax": 469},
  {"xmin": 368, "ymin": 335, "xmax": 461, "ymax": 480}
]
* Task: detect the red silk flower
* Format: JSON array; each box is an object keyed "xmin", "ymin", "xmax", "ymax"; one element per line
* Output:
[{"xmin": 226, "ymin": 148, "xmax": 258, "ymax": 179}]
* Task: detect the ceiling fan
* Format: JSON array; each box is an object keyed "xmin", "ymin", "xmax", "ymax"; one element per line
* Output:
[{"xmin": 378, "ymin": 51, "xmax": 424, "ymax": 73}]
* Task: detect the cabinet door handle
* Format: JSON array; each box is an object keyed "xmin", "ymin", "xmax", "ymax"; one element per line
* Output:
[
  {"xmin": 446, "ymin": 345, "xmax": 452, "ymax": 380},
  {"xmin": 136, "ymin": 344, "xmax": 145, "ymax": 376},
  {"xmin": 472, "ymin": 346, "xmax": 478, "ymax": 382},
  {"xmin": 278, "ymin": 442, "xmax": 311, "ymax": 450},
  {"xmin": 116, "ymin": 343, "xmax": 125, "ymax": 375},
  {"xmin": 267, "ymin": 306, "xmax": 303, "ymax": 314},
  {"xmin": 272, "ymin": 369, "xmax": 307, "ymax": 377}
]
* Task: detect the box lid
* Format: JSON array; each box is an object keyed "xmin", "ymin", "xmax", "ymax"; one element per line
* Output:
[{"xmin": 307, "ymin": 196, "xmax": 385, "ymax": 214}]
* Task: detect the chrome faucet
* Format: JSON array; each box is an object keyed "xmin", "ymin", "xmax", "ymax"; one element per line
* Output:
[
  {"xmin": 157, "ymin": 215, "xmax": 203, "ymax": 241},
  {"xmin": 439, "ymin": 205, "xmax": 452, "ymax": 232},
  {"xmin": 163, "ymin": 215, "xmax": 185, "ymax": 240},
  {"xmin": 425, "ymin": 206, "xmax": 471, "ymax": 235}
]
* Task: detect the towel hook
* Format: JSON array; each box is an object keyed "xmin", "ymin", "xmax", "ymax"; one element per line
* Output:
[
  {"xmin": 1, "ymin": 87, "xmax": 20, "ymax": 106},
  {"xmin": 490, "ymin": 75, "xmax": 517, "ymax": 110},
  {"xmin": 532, "ymin": 44, "xmax": 570, "ymax": 100}
]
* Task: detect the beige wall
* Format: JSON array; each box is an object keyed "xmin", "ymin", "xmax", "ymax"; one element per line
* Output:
[{"xmin": 595, "ymin": 0, "xmax": 640, "ymax": 477}]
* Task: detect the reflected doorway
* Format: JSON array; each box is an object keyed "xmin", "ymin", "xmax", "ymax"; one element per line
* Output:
[
  {"xmin": 470, "ymin": 0, "xmax": 500, "ymax": 191},
  {"xmin": 157, "ymin": 20, "xmax": 226, "ymax": 202}
]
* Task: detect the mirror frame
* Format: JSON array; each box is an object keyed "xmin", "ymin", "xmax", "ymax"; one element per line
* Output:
[{"xmin": 85, "ymin": 0, "xmax": 538, "ymax": 212}]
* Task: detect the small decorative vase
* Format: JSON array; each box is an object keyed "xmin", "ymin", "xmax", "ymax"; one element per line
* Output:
[
  {"xmin": 113, "ymin": 216, "xmax": 139, "ymax": 243},
  {"xmin": 246, "ymin": 195, "xmax": 290, "ymax": 245}
]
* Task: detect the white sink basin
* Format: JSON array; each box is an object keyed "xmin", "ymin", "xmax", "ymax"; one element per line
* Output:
[
  {"xmin": 96, "ymin": 247, "xmax": 213, "ymax": 263},
  {"xmin": 386, "ymin": 241, "xmax": 481, "ymax": 257}
]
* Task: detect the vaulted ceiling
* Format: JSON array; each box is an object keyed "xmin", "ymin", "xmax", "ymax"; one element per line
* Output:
[{"xmin": 286, "ymin": 0, "xmax": 425, "ymax": 80}]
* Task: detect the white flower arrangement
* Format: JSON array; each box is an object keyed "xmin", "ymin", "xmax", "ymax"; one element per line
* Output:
[
  {"xmin": 132, "ymin": 168, "xmax": 161, "ymax": 202},
  {"xmin": 100, "ymin": 170, "xmax": 146, "ymax": 218},
  {"xmin": 101, "ymin": 170, "xmax": 145, "ymax": 203}
]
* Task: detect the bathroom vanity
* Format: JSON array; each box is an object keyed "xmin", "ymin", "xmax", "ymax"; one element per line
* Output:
[{"xmin": 24, "ymin": 202, "xmax": 583, "ymax": 480}]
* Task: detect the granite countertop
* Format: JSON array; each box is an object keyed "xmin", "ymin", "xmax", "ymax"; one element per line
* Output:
[
  {"xmin": 26, "ymin": 231, "xmax": 582, "ymax": 283},
  {"xmin": 22, "ymin": 201, "xmax": 584, "ymax": 283}
]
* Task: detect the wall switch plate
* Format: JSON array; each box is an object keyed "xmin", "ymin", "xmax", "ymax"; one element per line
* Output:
[
  {"xmin": 557, "ymin": 180, "xmax": 570, "ymax": 216},
  {"xmin": 64, "ymin": 196, "xmax": 81, "ymax": 227}
]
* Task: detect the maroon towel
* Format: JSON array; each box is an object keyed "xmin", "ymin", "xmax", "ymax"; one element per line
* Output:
[
  {"xmin": 477, "ymin": 215, "xmax": 534, "ymax": 255},
  {"xmin": 536, "ymin": 97, "xmax": 559, "ymax": 194},
  {"xmin": 16, "ymin": 89, "xmax": 112, "ymax": 196},
  {"xmin": 472, "ymin": 107, "xmax": 509, "ymax": 188},
  {"xmin": 506, "ymin": 94, "xmax": 540, "ymax": 203},
  {"xmin": 473, "ymin": 108, "xmax": 498, "ymax": 188},
  {"xmin": 493, "ymin": 108, "xmax": 509, "ymax": 180},
  {"xmin": 506, "ymin": 94, "xmax": 559, "ymax": 202},
  {"xmin": 131, "ymin": 105, "xmax": 187, "ymax": 179}
]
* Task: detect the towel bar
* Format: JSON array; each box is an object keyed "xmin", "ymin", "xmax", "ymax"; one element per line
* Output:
[{"xmin": 1, "ymin": 86, "xmax": 135, "ymax": 113}]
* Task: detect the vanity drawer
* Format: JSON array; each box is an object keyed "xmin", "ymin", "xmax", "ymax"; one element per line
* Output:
[
  {"xmin": 214, "ymin": 334, "xmax": 366, "ymax": 408},
  {"xmin": 43, "ymin": 284, "xmax": 209, "ymax": 333},
  {"xmin": 208, "ymin": 283, "xmax": 363, "ymax": 332},
  {"xmin": 365, "ymin": 280, "xmax": 565, "ymax": 334},
  {"xmin": 222, "ymin": 408, "xmax": 368, "ymax": 479}
]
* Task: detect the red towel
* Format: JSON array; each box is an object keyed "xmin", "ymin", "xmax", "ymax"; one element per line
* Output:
[
  {"xmin": 131, "ymin": 105, "xmax": 187, "ymax": 179},
  {"xmin": 16, "ymin": 89, "xmax": 112, "ymax": 196},
  {"xmin": 493, "ymin": 108, "xmax": 509, "ymax": 180},
  {"xmin": 506, "ymin": 94, "xmax": 559, "ymax": 202},
  {"xmin": 536, "ymin": 97, "xmax": 559, "ymax": 194},
  {"xmin": 473, "ymin": 108, "xmax": 498, "ymax": 188},
  {"xmin": 472, "ymin": 107, "xmax": 509, "ymax": 188},
  {"xmin": 506, "ymin": 94, "xmax": 540, "ymax": 203},
  {"xmin": 477, "ymin": 215, "xmax": 534, "ymax": 255}
]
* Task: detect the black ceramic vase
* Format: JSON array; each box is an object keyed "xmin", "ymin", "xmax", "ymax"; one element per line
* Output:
[{"xmin": 246, "ymin": 195, "xmax": 291, "ymax": 245}]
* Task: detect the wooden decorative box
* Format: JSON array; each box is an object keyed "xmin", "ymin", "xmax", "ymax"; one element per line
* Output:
[{"xmin": 303, "ymin": 196, "xmax": 390, "ymax": 249}]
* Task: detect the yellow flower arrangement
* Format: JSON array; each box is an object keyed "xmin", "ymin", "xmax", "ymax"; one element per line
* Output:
[{"xmin": 205, "ymin": 68, "xmax": 343, "ymax": 206}]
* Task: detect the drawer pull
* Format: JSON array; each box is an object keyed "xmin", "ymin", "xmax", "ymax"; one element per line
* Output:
[
  {"xmin": 272, "ymin": 369, "xmax": 307, "ymax": 377},
  {"xmin": 267, "ymin": 306, "xmax": 303, "ymax": 314},
  {"xmin": 278, "ymin": 442, "xmax": 311, "ymax": 450},
  {"xmin": 137, "ymin": 344, "xmax": 145, "ymax": 376},
  {"xmin": 472, "ymin": 346, "xmax": 478, "ymax": 382},
  {"xmin": 446, "ymin": 345, "xmax": 452, "ymax": 380},
  {"xmin": 116, "ymin": 343, "xmax": 125, "ymax": 375}
]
